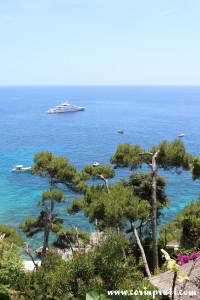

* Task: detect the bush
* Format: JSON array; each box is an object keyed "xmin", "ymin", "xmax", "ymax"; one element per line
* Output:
[
  {"xmin": 0, "ymin": 243, "xmax": 24, "ymax": 299},
  {"xmin": 15, "ymin": 230, "xmax": 157, "ymax": 300},
  {"xmin": 0, "ymin": 224, "xmax": 24, "ymax": 246}
]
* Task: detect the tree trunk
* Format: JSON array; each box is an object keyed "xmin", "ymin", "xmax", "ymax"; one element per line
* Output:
[
  {"xmin": 63, "ymin": 233, "xmax": 74, "ymax": 252},
  {"xmin": 42, "ymin": 178, "xmax": 54, "ymax": 258},
  {"xmin": 151, "ymin": 152, "xmax": 159, "ymax": 270},
  {"xmin": 42, "ymin": 227, "xmax": 50, "ymax": 257},
  {"xmin": 132, "ymin": 222, "xmax": 151, "ymax": 278},
  {"xmin": 24, "ymin": 243, "xmax": 38, "ymax": 270},
  {"xmin": 96, "ymin": 174, "xmax": 110, "ymax": 193},
  {"xmin": 42, "ymin": 206, "xmax": 50, "ymax": 258}
]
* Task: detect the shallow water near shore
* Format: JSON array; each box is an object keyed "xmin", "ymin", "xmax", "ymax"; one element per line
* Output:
[{"xmin": 0, "ymin": 86, "xmax": 200, "ymax": 249}]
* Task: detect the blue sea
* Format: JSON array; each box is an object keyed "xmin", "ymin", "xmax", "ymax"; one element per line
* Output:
[{"xmin": 0, "ymin": 86, "xmax": 200, "ymax": 248}]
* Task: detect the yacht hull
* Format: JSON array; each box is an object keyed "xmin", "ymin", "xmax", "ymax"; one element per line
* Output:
[{"xmin": 47, "ymin": 102, "xmax": 85, "ymax": 114}]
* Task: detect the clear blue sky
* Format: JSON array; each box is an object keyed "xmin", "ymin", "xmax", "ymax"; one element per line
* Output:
[{"xmin": 0, "ymin": 0, "xmax": 200, "ymax": 86}]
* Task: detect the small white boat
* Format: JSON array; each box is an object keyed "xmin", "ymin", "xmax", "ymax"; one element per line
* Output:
[
  {"xmin": 178, "ymin": 133, "xmax": 184, "ymax": 137},
  {"xmin": 117, "ymin": 129, "xmax": 125, "ymax": 133},
  {"xmin": 92, "ymin": 162, "xmax": 100, "ymax": 167},
  {"xmin": 12, "ymin": 165, "xmax": 31, "ymax": 172}
]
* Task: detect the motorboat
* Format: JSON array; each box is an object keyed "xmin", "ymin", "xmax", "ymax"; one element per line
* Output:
[
  {"xmin": 12, "ymin": 165, "xmax": 31, "ymax": 172},
  {"xmin": 178, "ymin": 133, "xmax": 184, "ymax": 137},
  {"xmin": 92, "ymin": 162, "xmax": 100, "ymax": 167},
  {"xmin": 47, "ymin": 101, "xmax": 85, "ymax": 113},
  {"xmin": 117, "ymin": 129, "xmax": 125, "ymax": 133}
]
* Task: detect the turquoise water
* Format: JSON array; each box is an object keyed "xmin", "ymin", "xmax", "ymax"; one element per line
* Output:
[{"xmin": 0, "ymin": 86, "xmax": 200, "ymax": 248}]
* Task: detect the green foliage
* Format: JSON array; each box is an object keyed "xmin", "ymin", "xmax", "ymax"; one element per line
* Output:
[
  {"xmin": 72, "ymin": 174, "xmax": 88, "ymax": 193},
  {"xmin": 110, "ymin": 139, "xmax": 191, "ymax": 271},
  {"xmin": 31, "ymin": 151, "xmax": 87, "ymax": 192},
  {"xmin": 66, "ymin": 230, "xmax": 153, "ymax": 299},
  {"xmin": 69, "ymin": 183, "xmax": 150, "ymax": 230},
  {"xmin": 126, "ymin": 172, "xmax": 169, "ymax": 211},
  {"xmin": 111, "ymin": 139, "xmax": 191, "ymax": 172},
  {"xmin": 54, "ymin": 228, "xmax": 90, "ymax": 249},
  {"xmin": 21, "ymin": 151, "xmax": 90, "ymax": 257},
  {"xmin": 31, "ymin": 151, "xmax": 71, "ymax": 179},
  {"xmin": 17, "ymin": 251, "xmax": 73, "ymax": 300},
  {"xmin": 0, "ymin": 224, "xmax": 24, "ymax": 246},
  {"xmin": 19, "ymin": 214, "xmax": 45, "ymax": 237},
  {"xmin": 177, "ymin": 198, "xmax": 200, "ymax": 248},
  {"xmin": 0, "ymin": 243, "xmax": 24, "ymax": 299},
  {"xmin": 191, "ymin": 157, "xmax": 200, "ymax": 180},
  {"xmin": 82, "ymin": 165, "xmax": 115, "ymax": 179},
  {"xmin": 21, "ymin": 157, "xmax": 90, "ymax": 251},
  {"xmin": 155, "ymin": 139, "xmax": 191, "ymax": 171},
  {"xmin": 51, "ymin": 218, "xmax": 64, "ymax": 234},
  {"xmin": 31, "ymin": 190, "xmax": 65, "ymax": 234},
  {"xmin": 67, "ymin": 197, "xmax": 86, "ymax": 214},
  {"xmin": 15, "ymin": 231, "xmax": 155, "ymax": 300},
  {"xmin": 110, "ymin": 144, "xmax": 144, "ymax": 169},
  {"xmin": 86, "ymin": 291, "xmax": 111, "ymax": 300},
  {"xmin": 39, "ymin": 190, "xmax": 66, "ymax": 206},
  {"xmin": 92, "ymin": 230, "xmax": 130, "ymax": 289},
  {"xmin": 19, "ymin": 210, "xmax": 63, "ymax": 237},
  {"xmin": 159, "ymin": 221, "xmax": 181, "ymax": 245},
  {"xmin": 159, "ymin": 198, "xmax": 200, "ymax": 249}
]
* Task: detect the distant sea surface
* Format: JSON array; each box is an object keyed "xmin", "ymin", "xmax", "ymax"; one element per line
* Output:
[{"xmin": 0, "ymin": 86, "xmax": 200, "ymax": 248}]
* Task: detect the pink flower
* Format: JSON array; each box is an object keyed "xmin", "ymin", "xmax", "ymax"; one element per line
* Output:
[
  {"xmin": 190, "ymin": 252, "xmax": 200, "ymax": 261},
  {"xmin": 178, "ymin": 252, "xmax": 200, "ymax": 265},
  {"xmin": 178, "ymin": 254, "xmax": 190, "ymax": 265}
]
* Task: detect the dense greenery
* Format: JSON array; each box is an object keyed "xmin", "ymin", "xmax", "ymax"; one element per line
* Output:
[
  {"xmin": 159, "ymin": 198, "xmax": 200, "ymax": 249},
  {"xmin": 125, "ymin": 172, "xmax": 169, "ymax": 220},
  {"xmin": 1, "ymin": 139, "xmax": 200, "ymax": 299},
  {"xmin": 54, "ymin": 227, "xmax": 90, "ymax": 249},
  {"xmin": 68, "ymin": 172, "xmax": 171, "ymax": 276},
  {"xmin": 0, "ymin": 225, "xmax": 24, "ymax": 246},
  {"xmin": 14, "ymin": 231, "xmax": 156, "ymax": 300},
  {"xmin": 110, "ymin": 139, "xmax": 191, "ymax": 270},
  {"xmin": 0, "ymin": 230, "xmax": 24, "ymax": 300},
  {"xmin": 191, "ymin": 157, "xmax": 200, "ymax": 180},
  {"xmin": 178, "ymin": 198, "xmax": 200, "ymax": 248},
  {"xmin": 20, "ymin": 151, "xmax": 89, "ymax": 257},
  {"xmin": 31, "ymin": 151, "xmax": 88, "ymax": 192}
]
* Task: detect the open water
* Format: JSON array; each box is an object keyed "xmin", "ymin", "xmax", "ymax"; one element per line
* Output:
[{"xmin": 0, "ymin": 86, "xmax": 200, "ymax": 248}]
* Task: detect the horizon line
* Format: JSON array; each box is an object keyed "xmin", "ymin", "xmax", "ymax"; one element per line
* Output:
[{"xmin": 0, "ymin": 84, "xmax": 200, "ymax": 88}]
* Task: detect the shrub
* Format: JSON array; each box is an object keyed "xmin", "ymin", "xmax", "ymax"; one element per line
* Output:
[
  {"xmin": 0, "ymin": 224, "xmax": 24, "ymax": 246},
  {"xmin": 0, "ymin": 243, "xmax": 24, "ymax": 299},
  {"xmin": 16, "ymin": 230, "xmax": 156, "ymax": 299}
]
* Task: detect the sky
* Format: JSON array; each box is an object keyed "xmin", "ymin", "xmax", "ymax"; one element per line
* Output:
[{"xmin": 0, "ymin": 0, "xmax": 200, "ymax": 86}]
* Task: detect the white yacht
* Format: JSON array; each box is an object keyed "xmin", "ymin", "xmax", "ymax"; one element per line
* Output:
[
  {"xmin": 178, "ymin": 133, "xmax": 184, "ymax": 137},
  {"xmin": 12, "ymin": 165, "xmax": 31, "ymax": 172},
  {"xmin": 92, "ymin": 162, "xmax": 100, "ymax": 167},
  {"xmin": 47, "ymin": 102, "xmax": 85, "ymax": 113}
]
